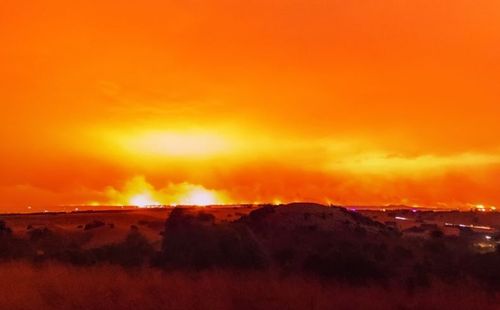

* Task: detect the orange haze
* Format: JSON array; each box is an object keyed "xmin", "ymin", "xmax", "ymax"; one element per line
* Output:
[{"xmin": 1, "ymin": 0, "xmax": 500, "ymax": 211}]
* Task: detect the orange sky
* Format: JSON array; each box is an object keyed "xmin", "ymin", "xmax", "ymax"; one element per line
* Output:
[{"xmin": 1, "ymin": 0, "xmax": 500, "ymax": 211}]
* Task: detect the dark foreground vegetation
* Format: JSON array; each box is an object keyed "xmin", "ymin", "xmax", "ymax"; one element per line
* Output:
[
  {"xmin": 0, "ymin": 262, "xmax": 498, "ymax": 310},
  {"xmin": 0, "ymin": 203, "xmax": 499, "ymax": 309}
]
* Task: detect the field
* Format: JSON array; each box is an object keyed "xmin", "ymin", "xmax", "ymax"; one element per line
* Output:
[
  {"xmin": 0, "ymin": 204, "xmax": 499, "ymax": 309},
  {"xmin": 0, "ymin": 206, "xmax": 255, "ymax": 250},
  {"xmin": 0, "ymin": 263, "xmax": 498, "ymax": 310}
]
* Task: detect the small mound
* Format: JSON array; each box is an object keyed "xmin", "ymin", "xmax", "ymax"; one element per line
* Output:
[
  {"xmin": 159, "ymin": 208, "xmax": 268, "ymax": 270},
  {"xmin": 84, "ymin": 220, "xmax": 106, "ymax": 231},
  {"xmin": 239, "ymin": 203, "xmax": 367, "ymax": 234}
]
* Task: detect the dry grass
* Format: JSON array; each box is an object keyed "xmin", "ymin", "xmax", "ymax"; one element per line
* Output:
[{"xmin": 0, "ymin": 262, "xmax": 497, "ymax": 310}]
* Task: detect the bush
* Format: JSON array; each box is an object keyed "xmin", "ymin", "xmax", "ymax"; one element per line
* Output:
[
  {"xmin": 91, "ymin": 230, "xmax": 155, "ymax": 267},
  {"xmin": 84, "ymin": 220, "xmax": 105, "ymax": 230},
  {"xmin": 160, "ymin": 208, "xmax": 268, "ymax": 270},
  {"xmin": 0, "ymin": 221, "xmax": 12, "ymax": 236},
  {"xmin": 303, "ymin": 248, "xmax": 386, "ymax": 284},
  {"xmin": 430, "ymin": 229, "xmax": 444, "ymax": 239}
]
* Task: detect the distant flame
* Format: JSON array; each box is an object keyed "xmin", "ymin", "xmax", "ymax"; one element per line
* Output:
[
  {"xmin": 178, "ymin": 188, "xmax": 219, "ymax": 206},
  {"xmin": 99, "ymin": 176, "xmax": 229, "ymax": 207},
  {"xmin": 129, "ymin": 193, "xmax": 160, "ymax": 207}
]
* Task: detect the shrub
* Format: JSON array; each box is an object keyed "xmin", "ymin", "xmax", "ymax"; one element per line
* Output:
[
  {"xmin": 0, "ymin": 221, "xmax": 12, "ymax": 236},
  {"xmin": 91, "ymin": 230, "xmax": 155, "ymax": 267},
  {"xmin": 84, "ymin": 220, "xmax": 105, "ymax": 230},
  {"xmin": 160, "ymin": 208, "xmax": 268, "ymax": 270},
  {"xmin": 303, "ymin": 248, "xmax": 386, "ymax": 284}
]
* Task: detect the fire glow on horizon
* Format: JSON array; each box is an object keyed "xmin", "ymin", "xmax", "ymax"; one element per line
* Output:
[
  {"xmin": 1, "ymin": 0, "xmax": 500, "ymax": 211},
  {"xmin": 99, "ymin": 176, "xmax": 230, "ymax": 207}
]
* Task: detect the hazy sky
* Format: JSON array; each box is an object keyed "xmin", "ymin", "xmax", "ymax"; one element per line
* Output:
[{"xmin": 1, "ymin": 0, "xmax": 500, "ymax": 210}]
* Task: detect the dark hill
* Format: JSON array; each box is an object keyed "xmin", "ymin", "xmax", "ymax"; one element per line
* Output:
[{"xmin": 159, "ymin": 204, "xmax": 402, "ymax": 283}]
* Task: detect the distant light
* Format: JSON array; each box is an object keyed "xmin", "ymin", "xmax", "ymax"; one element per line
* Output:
[
  {"xmin": 451, "ymin": 223, "xmax": 492, "ymax": 230},
  {"xmin": 485, "ymin": 235, "xmax": 492, "ymax": 240},
  {"xmin": 474, "ymin": 225, "xmax": 491, "ymax": 230},
  {"xmin": 179, "ymin": 188, "xmax": 218, "ymax": 206},
  {"xmin": 395, "ymin": 216, "xmax": 408, "ymax": 221},
  {"xmin": 129, "ymin": 193, "xmax": 160, "ymax": 208}
]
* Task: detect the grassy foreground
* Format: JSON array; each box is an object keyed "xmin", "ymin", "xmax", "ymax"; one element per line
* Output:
[{"xmin": 0, "ymin": 262, "xmax": 498, "ymax": 310}]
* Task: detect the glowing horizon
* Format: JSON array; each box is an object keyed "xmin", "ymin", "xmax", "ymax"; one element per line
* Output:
[{"xmin": 1, "ymin": 0, "xmax": 500, "ymax": 211}]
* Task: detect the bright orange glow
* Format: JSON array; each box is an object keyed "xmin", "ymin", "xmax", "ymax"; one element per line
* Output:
[
  {"xmin": 1, "ymin": 1, "xmax": 500, "ymax": 211},
  {"xmin": 129, "ymin": 193, "xmax": 160, "ymax": 208},
  {"xmin": 105, "ymin": 130, "xmax": 235, "ymax": 159},
  {"xmin": 178, "ymin": 188, "xmax": 219, "ymax": 206},
  {"xmin": 102, "ymin": 176, "xmax": 228, "ymax": 207}
]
